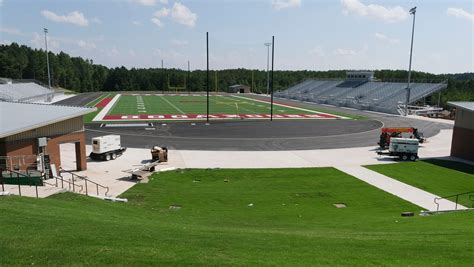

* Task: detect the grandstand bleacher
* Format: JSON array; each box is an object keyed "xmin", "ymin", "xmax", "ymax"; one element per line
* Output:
[
  {"xmin": 0, "ymin": 82, "xmax": 54, "ymax": 103},
  {"xmin": 275, "ymin": 71, "xmax": 447, "ymax": 115}
]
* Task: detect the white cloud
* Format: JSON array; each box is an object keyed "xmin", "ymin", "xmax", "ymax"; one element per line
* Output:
[
  {"xmin": 341, "ymin": 0, "xmax": 408, "ymax": 23},
  {"xmin": 171, "ymin": 39, "xmax": 188, "ymax": 46},
  {"xmin": 374, "ymin": 32, "xmax": 399, "ymax": 44},
  {"xmin": 272, "ymin": 0, "xmax": 301, "ymax": 10},
  {"xmin": 334, "ymin": 48, "xmax": 358, "ymax": 56},
  {"xmin": 0, "ymin": 26, "xmax": 24, "ymax": 36},
  {"xmin": 78, "ymin": 40, "xmax": 96, "ymax": 50},
  {"xmin": 170, "ymin": 2, "xmax": 197, "ymax": 27},
  {"xmin": 133, "ymin": 0, "xmax": 156, "ymax": 6},
  {"xmin": 1, "ymin": 40, "xmax": 12, "ymax": 45},
  {"xmin": 447, "ymin": 8, "xmax": 474, "ymax": 22},
  {"xmin": 107, "ymin": 47, "xmax": 119, "ymax": 57},
  {"xmin": 151, "ymin": 7, "xmax": 170, "ymax": 27},
  {"xmin": 308, "ymin": 46, "xmax": 325, "ymax": 57},
  {"xmin": 132, "ymin": 20, "xmax": 142, "ymax": 26},
  {"xmin": 91, "ymin": 17, "xmax": 102, "ymax": 24},
  {"xmin": 30, "ymin": 32, "xmax": 60, "ymax": 51},
  {"xmin": 129, "ymin": 49, "xmax": 136, "ymax": 57},
  {"xmin": 132, "ymin": 0, "xmax": 167, "ymax": 6},
  {"xmin": 41, "ymin": 10, "xmax": 89, "ymax": 27}
]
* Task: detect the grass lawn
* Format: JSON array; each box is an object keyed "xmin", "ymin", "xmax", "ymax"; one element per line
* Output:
[
  {"xmin": 1, "ymin": 168, "xmax": 473, "ymax": 265},
  {"xmin": 108, "ymin": 94, "xmax": 353, "ymax": 118},
  {"xmin": 366, "ymin": 159, "xmax": 474, "ymax": 207}
]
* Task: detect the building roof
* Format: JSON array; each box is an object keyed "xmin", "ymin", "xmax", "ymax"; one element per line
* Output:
[
  {"xmin": 0, "ymin": 101, "xmax": 96, "ymax": 138},
  {"xmin": 229, "ymin": 84, "xmax": 249, "ymax": 88},
  {"xmin": 448, "ymin": 101, "xmax": 474, "ymax": 112}
]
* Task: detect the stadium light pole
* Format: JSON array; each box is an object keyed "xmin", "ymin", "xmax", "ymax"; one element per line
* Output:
[
  {"xmin": 264, "ymin": 42, "xmax": 271, "ymax": 95},
  {"xmin": 270, "ymin": 36, "xmax": 274, "ymax": 121},
  {"xmin": 206, "ymin": 32, "xmax": 210, "ymax": 124},
  {"xmin": 43, "ymin": 28, "xmax": 52, "ymax": 90},
  {"xmin": 405, "ymin": 6, "xmax": 416, "ymax": 116}
]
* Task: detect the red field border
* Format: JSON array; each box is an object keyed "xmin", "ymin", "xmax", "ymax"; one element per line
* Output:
[
  {"xmin": 103, "ymin": 113, "xmax": 339, "ymax": 121},
  {"xmin": 95, "ymin": 97, "xmax": 113, "ymax": 108}
]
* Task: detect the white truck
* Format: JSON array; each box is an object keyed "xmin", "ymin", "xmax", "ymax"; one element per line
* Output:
[
  {"xmin": 89, "ymin": 135, "xmax": 127, "ymax": 161},
  {"xmin": 377, "ymin": 137, "xmax": 419, "ymax": 161}
]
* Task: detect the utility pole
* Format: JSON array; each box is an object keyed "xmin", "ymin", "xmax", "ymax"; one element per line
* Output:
[
  {"xmin": 206, "ymin": 32, "xmax": 209, "ymax": 124},
  {"xmin": 264, "ymin": 42, "xmax": 271, "ymax": 95},
  {"xmin": 270, "ymin": 36, "xmax": 275, "ymax": 121},
  {"xmin": 161, "ymin": 59, "xmax": 164, "ymax": 92},
  {"xmin": 405, "ymin": 6, "xmax": 417, "ymax": 116}
]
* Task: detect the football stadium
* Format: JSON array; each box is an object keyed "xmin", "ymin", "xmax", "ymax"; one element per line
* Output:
[{"xmin": 1, "ymin": 1, "xmax": 474, "ymax": 266}]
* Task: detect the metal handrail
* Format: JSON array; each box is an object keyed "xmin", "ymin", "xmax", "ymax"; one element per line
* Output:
[
  {"xmin": 434, "ymin": 191, "xmax": 474, "ymax": 212},
  {"xmin": 1, "ymin": 169, "xmax": 41, "ymax": 198},
  {"xmin": 47, "ymin": 175, "xmax": 84, "ymax": 194},
  {"xmin": 59, "ymin": 169, "xmax": 109, "ymax": 196}
]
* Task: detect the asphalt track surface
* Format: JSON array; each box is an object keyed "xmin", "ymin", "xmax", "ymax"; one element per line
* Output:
[
  {"xmin": 86, "ymin": 107, "xmax": 452, "ymax": 151},
  {"xmin": 55, "ymin": 92, "xmax": 103, "ymax": 106},
  {"xmin": 61, "ymin": 93, "xmax": 452, "ymax": 151}
]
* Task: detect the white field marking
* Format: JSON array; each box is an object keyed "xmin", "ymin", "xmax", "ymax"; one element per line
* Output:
[
  {"xmin": 232, "ymin": 95, "xmax": 349, "ymax": 119},
  {"xmin": 278, "ymin": 110, "xmax": 285, "ymax": 112},
  {"xmin": 159, "ymin": 95, "xmax": 185, "ymax": 114},
  {"xmin": 218, "ymin": 96, "xmax": 260, "ymax": 114},
  {"xmin": 93, "ymin": 94, "xmax": 122, "ymax": 121}
]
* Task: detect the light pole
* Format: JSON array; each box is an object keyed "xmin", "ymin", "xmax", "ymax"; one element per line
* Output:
[
  {"xmin": 405, "ymin": 6, "xmax": 416, "ymax": 116},
  {"xmin": 43, "ymin": 28, "xmax": 52, "ymax": 90},
  {"xmin": 270, "ymin": 36, "xmax": 274, "ymax": 121},
  {"xmin": 264, "ymin": 42, "xmax": 271, "ymax": 95}
]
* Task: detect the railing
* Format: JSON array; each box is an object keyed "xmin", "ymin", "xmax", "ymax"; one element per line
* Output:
[
  {"xmin": 434, "ymin": 191, "xmax": 474, "ymax": 212},
  {"xmin": 60, "ymin": 169, "xmax": 109, "ymax": 196},
  {"xmin": 43, "ymin": 175, "xmax": 84, "ymax": 194},
  {"xmin": 0, "ymin": 169, "xmax": 42, "ymax": 198}
]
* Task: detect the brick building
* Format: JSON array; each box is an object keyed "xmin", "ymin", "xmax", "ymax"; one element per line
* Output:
[
  {"xmin": 449, "ymin": 102, "xmax": 474, "ymax": 161},
  {"xmin": 0, "ymin": 101, "xmax": 95, "ymax": 172}
]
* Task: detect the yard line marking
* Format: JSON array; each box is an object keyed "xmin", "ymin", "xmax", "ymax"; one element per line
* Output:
[
  {"xmin": 216, "ymin": 96, "xmax": 259, "ymax": 115},
  {"xmin": 159, "ymin": 95, "xmax": 186, "ymax": 114},
  {"xmin": 232, "ymin": 95, "xmax": 349, "ymax": 119}
]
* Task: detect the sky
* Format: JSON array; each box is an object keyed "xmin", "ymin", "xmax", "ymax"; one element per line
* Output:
[{"xmin": 0, "ymin": 0, "xmax": 473, "ymax": 74}]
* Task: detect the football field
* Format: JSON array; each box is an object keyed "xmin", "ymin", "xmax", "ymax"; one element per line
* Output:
[{"xmin": 92, "ymin": 93, "xmax": 349, "ymax": 122}]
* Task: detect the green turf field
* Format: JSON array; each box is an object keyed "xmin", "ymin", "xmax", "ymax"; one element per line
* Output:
[
  {"xmin": 366, "ymin": 159, "xmax": 474, "ymax": 207},
  {"xmin": 108, "ymin": 94, "xmax": 342, "ymax": 117},
  {"xmin": 1, "ymin": 168, "xmax": 473, "ymax": 265}
]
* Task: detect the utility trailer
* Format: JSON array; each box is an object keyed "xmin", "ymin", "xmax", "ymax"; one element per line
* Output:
[
  {"xmin": 377, "ymin": 137, "xmax": 419, "ymax": 161},
  {"xmin": 378, "ymin": 127, "xmax": 425, "ymax": 148},
  {"xmin": 89, "ymin": 135, "xmax": 126, "ymax": 161}
]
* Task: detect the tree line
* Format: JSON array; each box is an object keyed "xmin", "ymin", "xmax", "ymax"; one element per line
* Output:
[{"xmin": 0, "ymin": 43, "xmax": 472, "ymax": 107}]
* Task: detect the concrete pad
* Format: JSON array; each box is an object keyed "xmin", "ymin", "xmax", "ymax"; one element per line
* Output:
[
  {"xmin": 407, "ymin": 115, "xmax": 454, "ymax": 125},
  {"xmin": 336, "ymin": 165, "xmax": 465, "ymax": 211}
]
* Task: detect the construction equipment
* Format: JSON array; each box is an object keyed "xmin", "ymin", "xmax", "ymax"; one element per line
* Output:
[
  {"xmin": 378, "ymin": 127, "xmax": 425, "ymax": 148},
  {"xmin": 89, "ymin": 135, "xmax": 126, "ymax": 161},
  {"xmin": 377, "ymin": 138, "xmax": 419, "ymax": 161},
  {"xmin": 151, "ymin": 146, "xmax": 168, "ymax": 162}
]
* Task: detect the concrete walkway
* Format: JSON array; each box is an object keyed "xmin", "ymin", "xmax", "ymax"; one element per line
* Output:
[{"xmin": 335, "ymin": 166, "xmax": 465, "ymax": 211}]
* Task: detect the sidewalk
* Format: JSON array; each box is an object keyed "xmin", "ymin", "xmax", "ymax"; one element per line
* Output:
[{"xmin": 336, "ymin": 165, "xmax": 465, "ymax": 211}]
